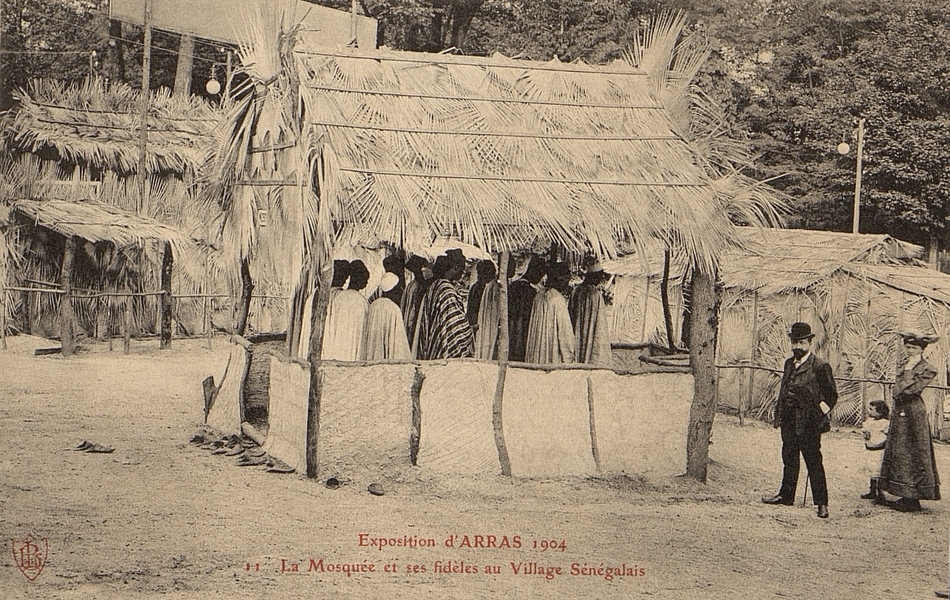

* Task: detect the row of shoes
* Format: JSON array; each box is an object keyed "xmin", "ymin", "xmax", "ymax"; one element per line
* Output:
[
  {"xmin": 72, "ymin": 440, "xmax": 115, "ymax": 453},
  {"xmin": 189, "ymin": 432, "xmax": 295, "ymax": 474}
]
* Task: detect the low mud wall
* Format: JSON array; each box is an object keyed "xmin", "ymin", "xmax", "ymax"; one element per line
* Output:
[
  {"xmin": 206, "ymin": 348, "xmax": 694, "ymax": 479},
  {"xmin": 204, "ymin": 338, "xmax": 248, "ymax": 435}
]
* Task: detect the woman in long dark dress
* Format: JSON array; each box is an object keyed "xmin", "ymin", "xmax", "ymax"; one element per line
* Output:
[{"xmin": 879, "ymin": 332, "xmax": 942, "ymax": 512}]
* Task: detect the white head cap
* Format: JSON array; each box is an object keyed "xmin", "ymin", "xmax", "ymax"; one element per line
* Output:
[{"xmin": 379, "ymin": 272, "xmax": 399, "ymax": 292}]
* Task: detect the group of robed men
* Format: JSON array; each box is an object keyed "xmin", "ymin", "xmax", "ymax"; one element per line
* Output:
[{"xmin": 320, "ymin": 251, "xmax": 613, "ymax": 366}]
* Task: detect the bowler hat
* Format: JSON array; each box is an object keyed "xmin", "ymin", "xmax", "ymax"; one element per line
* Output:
[
  {"xmin": 788, "ymin": 322, "xmax": 815, "ymax": 342},
  {"xmin": 898, "ymin": 331, "xmax": 938, "ymax": 348}
]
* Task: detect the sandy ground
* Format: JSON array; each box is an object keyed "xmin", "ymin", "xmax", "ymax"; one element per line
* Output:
[{"xmin": 0, "ymin": 335, "xmax": 948, "ymax": 600}]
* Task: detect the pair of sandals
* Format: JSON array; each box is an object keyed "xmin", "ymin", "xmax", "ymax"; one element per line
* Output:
[
  {"xmin": 236, "ymin": 450, "xmax": 295, "ymax": 473},
  {"xmin": 73, "ymin": 440, "xmax": 115, "ymax": 454}
]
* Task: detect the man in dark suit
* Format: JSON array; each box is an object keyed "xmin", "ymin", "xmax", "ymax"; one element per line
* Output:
[{"xmin": 762, "ymin": 322, "xmax": 838, "ymax": 518}]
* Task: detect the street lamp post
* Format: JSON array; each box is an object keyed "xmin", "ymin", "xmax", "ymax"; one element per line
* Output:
[{"xmin": 837, "ymin": 117, "xmax": 866, "ymax": 234}]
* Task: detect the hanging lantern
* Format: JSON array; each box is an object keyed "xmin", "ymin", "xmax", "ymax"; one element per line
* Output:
[{"xmin": 206, "ymin": 64, "xmax": 221, "ymax": 95}]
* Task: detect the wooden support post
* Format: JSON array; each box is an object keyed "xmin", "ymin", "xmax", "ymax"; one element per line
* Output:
[
  {"xmin": 60, "ymin": 236, "xmax": 78, "ymax": 357},
  {"xmin": 108, "ymin": 294, "xmax": 114, "ymax": 352},
  {"xmin": 204, "ymin": 260, "xmax": 213, "ymax": 350},
  {"xmin": 492, "ymin": 251, "xmax": 512, "ymax": 476},
  {"xmin": 862, "ymin": 283, "xmax": 871, "ymax": 422},
  {"xmin": 160, "ymin": 241, "xmax": 173, "ymax": 349},
  {"xmin": 1, "ymin": 284, "xmax": 6, "ymax": 351},
  {"xmin": 137, "ymin": 0, "xmax": 152, "ymax": 215},
  {"xmin": 306, "ymin": 262, "xmax": 333, "ymax": 479},
  {"xmin": 234, "ymin": 257, "xmax": 254, "ymax": 335},
  {"xmin": 123, "ymin": 294, "xmax": 132, "ymax": 354},
  {"xmin": 685, "ymin": 266, "xmax": 721, "ymax": 483},
  {"xmin": 661, "ymin": 248, "xmax": 675, "ymax": 352},
  {"xmin": 640, "ymin": 275, "xmax": 650, "ymax": 343},
  {"xmin": 743, "ymin": 290, "xmax": 759, "ymax": 427}
]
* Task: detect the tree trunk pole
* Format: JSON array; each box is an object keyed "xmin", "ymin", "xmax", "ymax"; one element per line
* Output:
[
  {"xmin": 640, "ymin": 275, "xmax": 650, "ymax": 343},
  {"xmin": 743, "ymin": 289, "xmax": 759, "ymax": 427},
  {"xmin": 60, "ymin": 236, "xmax": 78, "ymax": 357},
  {"xmin": 159, "ymin": 241, "xmax": 173, "ymax": 348},
  {"xmin": 492, "ymin": 251, "xmax": 512, "ymax": 475},
  {"xmin": 685, "ymin": 266, "xmax": 721, "ymax": 482},
  {"xmin": 173, "ymin": 34, "xmax": 194, "ymax": 97},
  {"xmin": 306, "ymin": 262, "xmax": 333, "ymax": 479},
  {"xmin": 234, "ymin": 257, "xmax": 254, "ymax": 335},
  {"xmin": 123, "ymin": 293, "xmax": 131, "ymax": 354},
  {"xmin": 661, "ymin": 248, "xmax": 675, "ymax": 352},
  {"xmin": 137, "ymin": 0, "xmax": 152, "ymax": 215}
]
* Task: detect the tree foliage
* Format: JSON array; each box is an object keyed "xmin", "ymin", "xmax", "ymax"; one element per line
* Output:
[
  {"xmin": 5, "ymin": 0, "xmax": 950, "ymax": 250},
  {"xmin": 689, "ymin": 0, "xmax": 950, "ymax": 246}
]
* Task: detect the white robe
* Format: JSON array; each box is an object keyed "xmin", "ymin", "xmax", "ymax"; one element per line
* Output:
[
  {"xmin": 321, "ymin": 289, "xmax": 367, "ymax": 361},
  {"xmin": 362, "ymin": 297, "xmax": 412, "ymax": 361},
  {"xmin": 524, "ymin": 288, "xmax": 575, "ymax": 364},
  {"xmin": 474, "ymin": 280, "xmax": 500, "ymax": 360}
]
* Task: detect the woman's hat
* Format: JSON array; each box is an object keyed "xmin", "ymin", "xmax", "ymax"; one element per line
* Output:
[
  {"xmin": 898, "ymin": 331, "xmax": 938, "ymax": 348},
  {"xmin": 788, "ymin": 322, "xmax": 815, "ymax": 342}
]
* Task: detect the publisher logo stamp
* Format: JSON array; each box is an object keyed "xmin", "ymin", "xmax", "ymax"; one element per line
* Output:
[{"xmin": 12, "ymin": 533, "xmax": 48, "ymax": 581}]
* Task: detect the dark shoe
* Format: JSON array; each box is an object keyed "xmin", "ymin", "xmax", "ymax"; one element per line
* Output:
[
  {"xmin": 266, "ymin": 459, "xmax": 295, "ymax": 474},
  {"xmin": 86, "ymin": 443, "xmax": 115, "ymax": 454},
  {"xmin": 817, "ymin": 505, "xmax": 829, "ymax": 518},
  {"xmin": 761, "ymin": 494, "xmax": 794, "ymax": 506},
  {"xmin": 861, "ymin": 477, "xmax": 880, "ymax": 499},
  {"xmin": 891, "ymin": 498, "xmax": 922, "ymax": 513},
  {"xmin": 934, "ymin": 589, "xmax": 949, "ymax": 598}
]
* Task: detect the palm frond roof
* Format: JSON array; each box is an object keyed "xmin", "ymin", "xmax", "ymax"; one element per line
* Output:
[
  {"xmin": 10, "ymin": 197, "xmax": 191, "ymax": 250},
  {"xmin": 604, "ymin": 227, "xmax": 942, "ymax": 298},
  {"xmin": 294, "ymin": 45, "xmax": 732, "ymax": 260},
  {"xmin": 4, "ymin": 79, "xmax": 219, "ymax": 175}
]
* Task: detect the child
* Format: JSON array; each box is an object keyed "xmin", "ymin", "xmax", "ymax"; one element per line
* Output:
[{"xmin": 860, "ymin": 399, "xmax": 890, "ymax": 502}]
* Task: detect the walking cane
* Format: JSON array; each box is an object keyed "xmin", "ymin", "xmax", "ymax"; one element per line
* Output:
[{"xmin": 802, "ymin": 473, "xmax": 810, "ymax": 507}]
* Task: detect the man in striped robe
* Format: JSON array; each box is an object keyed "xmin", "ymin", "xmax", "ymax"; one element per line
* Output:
[{"xmin": 413, "ymin": 249, "xmax": 474, "ymax": 359}]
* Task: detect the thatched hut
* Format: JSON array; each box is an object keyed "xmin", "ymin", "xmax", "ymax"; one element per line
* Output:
[
  {"xmin": 0, "ymin": 197, "xmax": 189, "ymax": 354},
  {"xmin": 0, "ymin": 79, "xmax": 233, "ymax": 342},
  {"xmin": 605, "ymin": 228, "xmax": 950, "ymax": 434},
  {"xmin": 202, "ymin": 7, "xmax": 782, "ymax": 480}
]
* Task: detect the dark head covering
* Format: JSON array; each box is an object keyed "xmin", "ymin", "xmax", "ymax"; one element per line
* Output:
[
  {"xmin": 445, "ymin": 248, "xmax": 466, "ymax": 268},
  {"xmin": 476, "ymin": 259, "xmax": 497, "ymax": 282},
  {"xmin": 347, "ymin": 260, "xmax": 370, "ymax": 291},
  {"xmin": 522, "ymin": 256, "xmax": 546, "ymax": 284},
  {"xmin": 788, "ymin": 322, "xmax": 815, "ymax": 342},
  {"xmin": 331, "ymin": 260, "xmax": 350, "ymax": 288},
  {"xmin": 405, "ymin": 254, "xmax": 429, "ymax": 275},
  {"xmin": 545, "ymin": 262, "xmax": 572, "ymax": 292}
]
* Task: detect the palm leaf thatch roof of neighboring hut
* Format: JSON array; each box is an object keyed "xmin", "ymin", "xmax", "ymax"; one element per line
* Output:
[
  {"xmin": 605, "ymin": 227, "xmax": 925, "ymax": 290},
  {"xmin": 4, "ymin": 78, "xmax": 219, "ymax": 175},
  {"xmin": 720, "ymin": 228, "xmax": 924, "ymax": 294},
  {"xmin": 8, "ymin": 198, "xmax": 190, "ymax": 251},
  {"xmin": 293, "ymin": 44, "xmax": 746, "ymax": 266}
]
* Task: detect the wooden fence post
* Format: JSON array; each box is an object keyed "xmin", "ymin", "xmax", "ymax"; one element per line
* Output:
[
  {"xmin": 493, "ymin": 251, "xmax": 512, "ymax": 476},
  {"xmin": 123, "ymin": 294, "xmax": 132, "ymax": 354},
  {"xmin": 160, "ymin": 241, "xmax": 173, "ymax": 349},
  {"xmin": 60, "ymin": 236, "xmax": 78, "ymax": 357}
]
